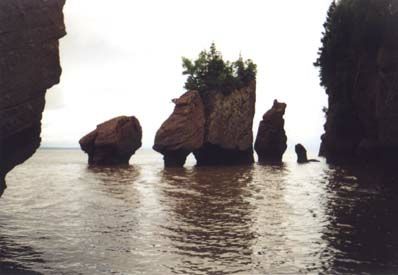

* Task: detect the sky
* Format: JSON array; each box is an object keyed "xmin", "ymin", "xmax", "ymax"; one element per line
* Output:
[{"xmin": 42, "ymin": 0, "xmax": 333, "ymax": 153}]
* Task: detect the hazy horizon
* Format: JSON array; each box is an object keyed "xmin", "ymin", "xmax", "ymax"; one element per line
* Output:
[{"xmin": 42, "ymin": 0, "xmax": 333, "ymax": 153}]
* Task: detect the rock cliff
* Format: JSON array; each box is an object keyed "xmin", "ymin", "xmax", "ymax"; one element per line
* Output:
[
  {"xmin": 254, "ymin": 100, "xmax": 287, "ymax": 163},
  {"xmin": 316, "ymin": 0, "xmax": 398, "ymax": 164},
  {"xmin": 0, "ymin": 0, "xmax": 66, "ymax": 196},
  {"xmin": 194, "ymin": 81, "xmax": 256, "ymax": 166},
  {"xmin": 153, "ymin": 91, "xmax": 205, "ymax": 167},
  {"xmin": 80, "ymin": 116, "xmax": 142, "ymax": 165}
]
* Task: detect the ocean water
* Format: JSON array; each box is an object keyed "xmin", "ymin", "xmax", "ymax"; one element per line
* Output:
[{"xmin": 1, "ymin": 149, "xmax": 398, "ymax": 275}]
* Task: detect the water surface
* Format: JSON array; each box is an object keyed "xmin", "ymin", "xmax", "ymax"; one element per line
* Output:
[{"xmin": 1, "ymin": 149, "xmax": 398, "ymax": 274}]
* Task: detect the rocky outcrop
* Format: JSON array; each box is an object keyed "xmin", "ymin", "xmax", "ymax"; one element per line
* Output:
[
  {"xmin": 295, "ymin": 144, "xmax": 319, "ymax": 163},
  {"xmin": 154, "ymin": 81, "xmax": 256, "ymax": 167},
  {"xmin": 0, "ymin": 0, "xmax": 66, "ymax": 196},
  {"xmin": 317, "ymin": 0, "xmax": 398, "ymax": 164},
  {"xmin": 193, "ymin": 81, "xmax": 256, "ymax": 166},
  {"xmin": 153, "ymin": 91, "xmax": 205, "ymax": 167},
  {"xmin": 79, "ymin": 116, "xmax": 142, "ymax": 165},
  {"xmin": 254, "ymin": 100, "xmax": 287, "ymax": 163}
]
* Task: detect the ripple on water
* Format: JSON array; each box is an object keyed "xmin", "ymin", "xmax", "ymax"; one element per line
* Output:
[{"xmin": 1, "ymin": 149, "xmax": 398, "ymax": 274}]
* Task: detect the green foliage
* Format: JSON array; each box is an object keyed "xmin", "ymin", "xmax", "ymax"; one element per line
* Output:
[
  {"xmin": 314, "ymin": 0, "xmax": 389, "ymax": 99},
  {"xmin": 182, "ymin": 43, "xmax": 257, "ymax": 96}
]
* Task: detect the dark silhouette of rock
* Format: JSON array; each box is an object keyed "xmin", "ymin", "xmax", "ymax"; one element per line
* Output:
[
  {"xmin": 153, "ymin": 91, "xmax": 205, "ymax": 167},
  {"xmin": 193, "ymin": 81, "xmax": 256, "ymax": 166},
  {"xmin": 254, "ymin": 100, "xmax": 287, "ymax": 163},
  {"xmin": 80, "ymin": 116, "xmax": 142, "ymax": 165},
  {"xmin": 316, "ymin": 0, "xmax": 398, "ymax": 164},
  {"xmin": 0, "ymin": 0, "xmax": 66, "ymax": 196},
  {"xmin": 295, "ymin": 144, "xmax": 319, "ymax": 163}
]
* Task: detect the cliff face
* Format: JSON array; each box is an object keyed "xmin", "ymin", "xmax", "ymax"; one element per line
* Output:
[
  {"xmin": 0, "ymin": 0, "xmax": 66, "ymax": 196},
  {"xmin": 316, "ymin": 0, "xmax": 398, "ymax": 164},
  {"xmin": 194, "ymin": 81, "xmax": 256, "ymax": 166}
]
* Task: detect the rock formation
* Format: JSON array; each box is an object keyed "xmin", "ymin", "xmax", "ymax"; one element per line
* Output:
[
  {"xmin": 193, "ymin": 81, "xmax": 256, "ymax": 166},
  {"xmin": 79, "ymin": 116, "xmax": 142, "ymax": 165},
  {"xmin": 316, "ymin": 0, "xmax": 398, "ymax": 164},
  {"xmin": 153, "ymin": 91, "xmax": 205, "ymax": 167},
  {"xmin": 154, "ymin": 81, "xmax": 256, "ymax": 167},
  {"xmin": 254, "ymin": 100, "xmax": 287, "ymax": 163},
  {"xmin": 0, "ymin": 0, "xmax": 66, "ymax": 196},
  {"xmin": 295, "ymin": 144, "xmax": 319, "ymax": 163}
]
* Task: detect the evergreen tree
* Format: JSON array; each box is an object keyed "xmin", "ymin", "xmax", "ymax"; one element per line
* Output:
[{"xmin": 182, "ymin": 43, "xmax": 257, "ymax": 96}]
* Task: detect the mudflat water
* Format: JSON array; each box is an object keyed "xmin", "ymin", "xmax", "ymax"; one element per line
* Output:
[{"xmin": 1, "ymin": 149, "xmax": 398, "ymax": 274}]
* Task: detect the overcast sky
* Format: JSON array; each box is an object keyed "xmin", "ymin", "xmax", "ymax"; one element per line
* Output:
[{"xmin": 42, "ymin": 0, "xmax": 333, "ymax": 152}]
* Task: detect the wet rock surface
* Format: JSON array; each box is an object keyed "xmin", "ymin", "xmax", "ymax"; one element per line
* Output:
[
  {"xmin": 0, "ymin": 0, "xmax": 66, "ymax": 196},
  {"xmin": 254, "ymin": 100, "xmax": 287, "ymax": 163},
  {"xmin": 80, "ymin": 116, "xmax": 142, "ymax": 165},
  {"xmin": 193, "ymin": 81, "xmax": 256, "ymax": 166},
  {"xmin": 153, "ymin": 91, "xmax": 205, "ymax": 167}
]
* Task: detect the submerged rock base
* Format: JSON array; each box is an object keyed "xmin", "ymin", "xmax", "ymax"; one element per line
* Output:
[{"xmin": 163, "ymin": 149, "xmax": 190, "ymax": 167}]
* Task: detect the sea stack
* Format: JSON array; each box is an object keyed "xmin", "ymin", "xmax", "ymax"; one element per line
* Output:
[
  {"xmin": 153, "ymin": 91, "xmax": 205, "ymax": 167},
  {"xmin": 0, "ymin": 0, "xmax": 66, "ymax": 197},
  {"xmin": 254, "ymin": 100, "xmax": 287, "ymax": 163},
  {"xmin": 155, "ymin": 43, "xmax": 257, "ymax": 167},
  {"xmin": 79, "ymin": 116, "xmax": 142, "ymax": 165},
  {"xmin": 194, "ymin": 81, "xmax": 256, "ymax": 166},
  {"xmin": 316, "ymin": 0, "xmax": 398, "ymax": 164},
  {"xmin": 295, "ymin": 144, "xmax": 309, "ymax": 163}
]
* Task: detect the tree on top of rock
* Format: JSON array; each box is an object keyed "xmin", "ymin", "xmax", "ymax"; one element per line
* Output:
[{"xmin": 182, "ymin": 43, "xmax": 257, "ymax": 96}]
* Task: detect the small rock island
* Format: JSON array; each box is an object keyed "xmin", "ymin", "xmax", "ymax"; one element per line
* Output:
[
  {"xmin": 295, "ymin": 144, "xmax": 319, "ymax": 164},
  {"xmin": 80, "ymin": 116, "xmax": 142, "ymax": 165}
]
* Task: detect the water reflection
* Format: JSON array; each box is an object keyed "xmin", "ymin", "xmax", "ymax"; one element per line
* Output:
[
  {"xmin": 159, "ymin": 166, "xmax": 255, "ymax": 274},
  {"xmin": 0, "ymin": 234, "xmax": 44, "ymax": 274},
  {"xmin": 85, "ymin": 165, "xmax": 141, "ymax": 203},
  {"xmin": 3, "ymin": 150, "xmax": 398, "ymax": 274},
  {"xmin": 322, "ymin": 165, "xmax": 398, "ymax": 274}
]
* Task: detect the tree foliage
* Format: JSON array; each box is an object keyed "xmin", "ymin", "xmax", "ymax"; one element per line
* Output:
[
  {"xmin": 314, "ymin": 0, "xmax": 390, "ymax": 98},
  {"xmin": 182, "ymin": 43, "xmax": 257, "ymax": 96}
]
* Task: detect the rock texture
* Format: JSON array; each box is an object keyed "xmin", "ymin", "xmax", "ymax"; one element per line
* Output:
[
  {"xmin": 153, "ymin": 91, "xmax": 205, "ymax": 167},
  {"xmin": 0, "ymin": 0, "xmax": 66, "ymax": 196},
  {"xmin": 79, "ymin": 116, "xmax": 142, "ymax": 165},
  {"xmin": 317, "ymin": 0, "xmax": 398, "ymax": 164},
  {"xmin": 193, "ymin": 81, "xmax": 256, "ymax": 166},
  {"xmin": 154, "ymin": 81, "xmax": 256, "ymax": 167},
  {"xmin": 254, "ymin": 100, "xmax": 287, "ymax": 163}
]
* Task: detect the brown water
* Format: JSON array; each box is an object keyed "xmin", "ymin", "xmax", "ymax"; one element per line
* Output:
[{"xmin": 1, "ymin": 149, "xmax": 398, "ymax": 274}]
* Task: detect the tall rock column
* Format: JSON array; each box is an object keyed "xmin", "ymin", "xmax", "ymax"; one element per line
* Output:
[
  {"xmin": 0, "ymin": 0, "xmax": 66, "ymax": 196},
  {"xmin": 193, "ymin": 81, "xmax": 256, "ymax": 166},
  {"xmin": 254, "ymin": 100, "xmax": 287, "ymax": 163}
]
